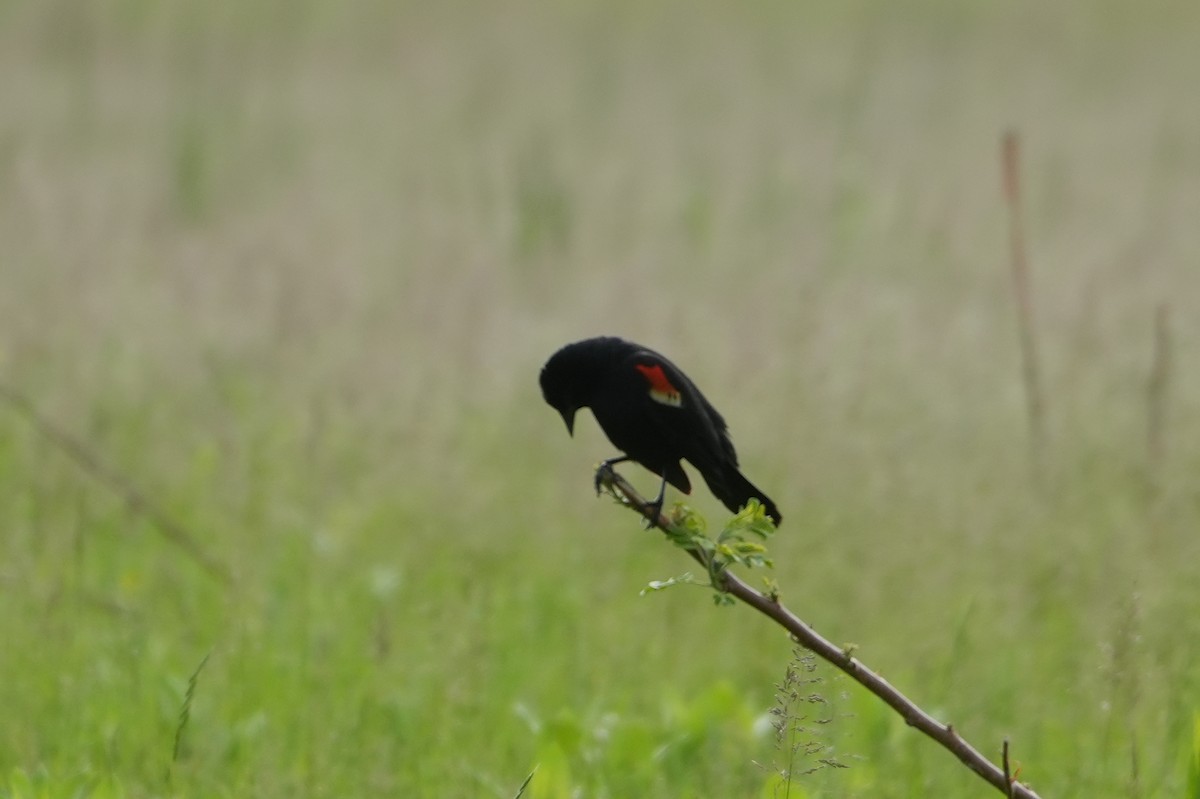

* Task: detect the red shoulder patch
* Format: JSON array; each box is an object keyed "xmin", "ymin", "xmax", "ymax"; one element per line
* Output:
[
  {"xmin": 635, "ymin": 363, "xmax": 677, "ymax": 393},
  {"xmin": 635, "ymin": 363, "xmax": 683, "ymax": 407}
]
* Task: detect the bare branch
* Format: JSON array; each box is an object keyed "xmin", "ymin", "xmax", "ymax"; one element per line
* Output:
[
  {"xmin": 596, "ymin": 463, "xmax": 1043, "ymax": 799},
  {"xmin": 0, "ymin": 382, "xmax": 233, "ymax": 586}
]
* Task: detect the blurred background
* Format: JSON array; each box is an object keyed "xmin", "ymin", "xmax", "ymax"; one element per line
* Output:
[{"xmin": 1, "ymin": 0, "xmax": 1198, "ymax": 796}]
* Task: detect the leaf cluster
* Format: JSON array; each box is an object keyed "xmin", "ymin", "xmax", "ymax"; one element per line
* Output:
[{"xmin": 649, "ymin": 499, "xmax": 777, "ymax": 605}]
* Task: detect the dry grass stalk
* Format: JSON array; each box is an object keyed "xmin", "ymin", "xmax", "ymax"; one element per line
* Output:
[{"xmin": 1002, "ymin": 130, "xmax": 1047, "ymax": 485}]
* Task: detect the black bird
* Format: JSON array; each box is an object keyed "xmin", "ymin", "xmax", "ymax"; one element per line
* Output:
[{"xmin": 539, "ymin": 336, "xmax": 781, "ymax": 525}]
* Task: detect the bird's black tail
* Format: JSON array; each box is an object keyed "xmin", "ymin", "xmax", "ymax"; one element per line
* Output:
[{"xmin": 703, "ymin": 467, "xmax": 782, "ymax": 527}]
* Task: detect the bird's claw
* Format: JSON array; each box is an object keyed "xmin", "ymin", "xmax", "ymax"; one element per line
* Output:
[
  {"xmin": 595, "ymin": 461, "xmax": 627, "ymax": 499},
  {"xmin": 594, "ymin": 458, "xmax": 628, "ymax": 497},
  {"xmin": 594, "ymin": 463, "xmax": 611, "ymax": 496},
  {"xmin": 593, "ymin": 458, "xmax": 666, "ymax": 528},
  {"xmin": 642, "ymin": 497, "xmax": 665, "ymax": 528}
]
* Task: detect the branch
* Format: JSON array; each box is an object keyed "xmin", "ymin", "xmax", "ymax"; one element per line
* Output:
[
  {"xmin": 596, "ymin": 463, "xmax": 1041, "ymax": 799},
  {"xmin": 0, "ymin": 382, "xmax": 234, "ymax": 586}
]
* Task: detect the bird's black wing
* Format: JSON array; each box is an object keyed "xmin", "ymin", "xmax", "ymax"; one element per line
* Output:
[{"xmin": 624, "ymin": 348, "xmax": 739, "ymax": 472}]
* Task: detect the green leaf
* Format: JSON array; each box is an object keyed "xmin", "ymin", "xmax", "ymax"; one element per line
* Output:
[{"xmin": 641, "ymin": 574, "xmax": 696, "ymax": 595}]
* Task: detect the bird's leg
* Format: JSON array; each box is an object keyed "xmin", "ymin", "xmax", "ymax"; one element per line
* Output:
[
  {"xmin": 643, "ymin": 471, "xmax": 668, "ymax": 527},
  {"xmin": 594, "ymin": 455, "xmax": 632, "ymax": 495}
]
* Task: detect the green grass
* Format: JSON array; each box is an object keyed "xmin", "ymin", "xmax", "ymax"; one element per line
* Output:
[{"xmin": 2, "ymin": 0, "xmax": 1199, "ymax": 796}]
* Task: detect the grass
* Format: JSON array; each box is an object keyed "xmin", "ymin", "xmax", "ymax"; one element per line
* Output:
[{"xmin": 2, "ymin": 0, "xmax": 1199, "ymax": 796}]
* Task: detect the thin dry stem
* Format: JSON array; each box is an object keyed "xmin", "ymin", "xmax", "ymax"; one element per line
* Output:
[
  {"xmin": 597, "ymin": 463, "xmax": 1043, "ymax": 799},
  {"xmin": 0, "ymin": 382, "xmax": 233, "ymax": 586},
  {"xmin": 1002, "ymin": 130, "xmax": 1047, "ymax": 484},
  {"xmin": 1146, "ymin": 303, "xmax": 1172, "ymax": 476}
]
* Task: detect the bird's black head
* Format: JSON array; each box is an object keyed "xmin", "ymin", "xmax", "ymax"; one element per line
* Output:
[
  {"xmin": 539, "ymin": 360, "xmax": 579, "ymax": 435},
  {"xmin": 539, "ymin": 337, "xmax": 635, "ymax": 436}
]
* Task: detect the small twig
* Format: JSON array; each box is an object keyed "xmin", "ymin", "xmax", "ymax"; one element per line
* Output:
[
  {"xmin": 596, "ymin": 463, "xmax": 1043, "ymax": 799},
  {"xmin": 1003, "ymin": 738, "xmax": 1015, "ymax": 798},
  {"xmin": 0, "ymin": 382, "xmax": 233, "ymax": 586},
  {"xmin": 1002, "ymin": 130, "xmax": 1048, "ymax": 484}
]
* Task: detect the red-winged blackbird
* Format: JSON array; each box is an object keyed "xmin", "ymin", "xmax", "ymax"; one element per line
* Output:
[{"xmin": 539, "ymin": 336, "xmax": 782, "ymax": 526}]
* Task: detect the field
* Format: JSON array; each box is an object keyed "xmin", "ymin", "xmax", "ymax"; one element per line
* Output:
[{"xmin": 2, "ymin": 0, "xmax": 1199, "ymax": 796}]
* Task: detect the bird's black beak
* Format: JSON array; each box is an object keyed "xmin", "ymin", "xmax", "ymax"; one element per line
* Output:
[{"xmin": 559, "ymin": 408, "xmax": 576, "ymax": 436}]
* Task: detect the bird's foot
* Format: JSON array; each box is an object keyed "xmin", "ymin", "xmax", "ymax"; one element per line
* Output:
[
  {"xmin": 641, "ymin": 474, "xmax": 670, "ymax": 528},
  {"xmin": 593, "ymin": 456, "xmax": 630, "ymax": 496},
  {"xmin": 594, "ymin": 465, "xmax": 611, "ymax": 496},
  {"xmin": 642, "ymin": 495, "xmax": 665, "ymax": 528}
]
